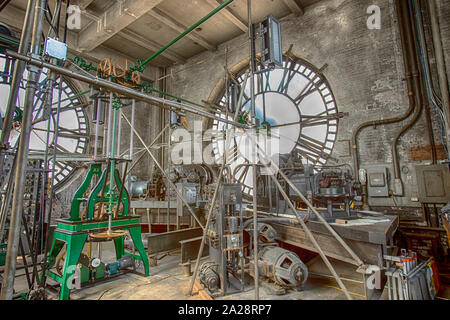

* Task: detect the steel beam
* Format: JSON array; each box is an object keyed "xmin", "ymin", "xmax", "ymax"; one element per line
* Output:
[{"xmin": 0, "ymin": 0, "xmax": 45, "ymax": 301}]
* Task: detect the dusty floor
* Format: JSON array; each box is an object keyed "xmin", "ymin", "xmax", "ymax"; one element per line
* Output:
[
  {"xmin": 6, "ymin": 241, "xmax": 449, "ymax": 300},
  {"xmin": 50, "ymin": 242, "xmax": 367, "ymax": 300}
]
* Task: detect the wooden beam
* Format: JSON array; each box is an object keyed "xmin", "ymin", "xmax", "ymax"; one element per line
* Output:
[
  {"xmin": 203, "ymin": 0, "xmax": 248, "ymax": 32},
  {"xmin": 77, "ymin": 0, "xmax": 164, "ymax": 52},
  {"xmin": 282, "ymin": 0, "xmax": 304, "ymax": 16},
  {"xmin": 147, "ymin": 8, "xmax": 217, "ymax": 51},
  {"xmin": 118, "ymin": 29, "xmax": 186, "ymax": 64}
]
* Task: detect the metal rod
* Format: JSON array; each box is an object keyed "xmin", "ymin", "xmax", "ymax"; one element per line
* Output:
[
  {"xmin": 121, "ymin": 114, "xmax": 205, "ymax": 230},
  {"xmin": 127, "ymin": 99, "xmax": 136, "ymax": 191},
  {"xmin": 247, "ymin": 134, "xmax": 353, "ymax": 300},
  {"xmin": 141, "ymin": 0, "xmax": 235, "ymax": 66},
  {"xmin": 188, "ymin": 70, "xmax": 250, "ymax": 296},
  {"xmin": 94, "ymin": 98, "xmax": 100, "ymax": 159},
  {"xmin": 248, "ymin": 0, "xmax": 259, "ymax": 301},
  {"xmin": 5, "ymin": 50, "xmax": 249, "ymax": 130},
  {"xmin": 0, "ymin": 0, "xmax": 36, "ymax": 150},
  {"xmin": 106, "ymin": 92, "xmax": 113, "ymax": 157},
  {"xmin": 0, "ymin": 0, "xmax": 46, "ymax": 300},
  {"xmin": 126, "ymin": 124, "xmax": 169, "ymax": 177},
  {"xmin": 39, "ymin": 77, "xmax": 64, "ymax": 290}
]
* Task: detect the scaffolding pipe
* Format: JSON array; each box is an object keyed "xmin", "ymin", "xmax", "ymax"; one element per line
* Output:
[
  {"xmin": 0, "ymin": 0, "xmax": 36, "ymax": 150},
  {"xmin": 5, "ymin": 50, "xmax": 249, "ymax": 130},
  {"xmin": 141, "ymin": 0, "xmax": 235, "ymax": 66},
  {"xmin": 0, "ymin": 0, "xmax": 46, "ymax": 301},
  {"xmin": 121, "ymin": 114, "xmax": 205, "ymax": 230}
]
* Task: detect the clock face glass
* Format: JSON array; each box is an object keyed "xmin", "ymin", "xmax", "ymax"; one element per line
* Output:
[
  {"xmin": 0, "ymin": 54, "xmax": 89, "ymax": 190},
  {"xmin": 211, "ymin": 55, "xmax": 338, "ymax": 196}
]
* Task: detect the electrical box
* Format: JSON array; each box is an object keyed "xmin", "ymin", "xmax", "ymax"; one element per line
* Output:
[
  {"xmin": 260, "ymin": 14, "xmax": 283, "ymax": 69},
  {"xmin": 415, "ymin": 165, "xmax": 450, "ymax": 204},
  {"xmin": 367, "ymin": 167, "xmax": 389, "ymax": 197},
  {"xmin": 45, "ymin": 38, "xmax": 67, "ymax": 61},
  {"xmin": 227, "ymin": 82, "xmax": 241, "ymax": 114},
  {"xmin": 176, "ymin": 182, "xmax": 197, "ymax": 216}
]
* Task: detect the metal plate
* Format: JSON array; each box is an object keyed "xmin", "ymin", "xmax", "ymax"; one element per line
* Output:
[{"xmin": 415, "ymin": 165, "xmax": 450, "ymax": 204}]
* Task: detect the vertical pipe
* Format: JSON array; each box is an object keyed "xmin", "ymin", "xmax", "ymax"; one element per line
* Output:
[
  {"xmin": 0, "ymin": 0, "xmax": 45, "ymax": 300},
  {"xmin": 106, "ymin": 92, "xmax": 113, "ymax": 157},
  {"xmin": 0, "ymin": 0, "xmax": 36, "ymax": 149},
  {"xmin": 117, "ymin": 107, "xmax": 122, "ymax": 157},
  {"xmin": 128, "ymin": 99, "xmax": 135, "ymax": 191},
  {"xmin": 248, "ymin": 0, "xmax": 259, "ymax": 301},
  {"xmin": 392, "ymin": 0, "xmax": 424, "ymax": 194},
  {"xmin": 40, "ymin": 76, "xmax": 63, "ymax": 289},
  {"xmin": 94, "ymin": 98, "xmax": 100, "ymax": 159},
  {"xmin": 428, "ymin": 0, "xmax": 450, "ymax": 146}
]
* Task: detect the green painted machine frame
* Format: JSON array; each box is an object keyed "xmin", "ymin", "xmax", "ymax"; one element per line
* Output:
[{"xmin": 42, "ymin": 161, "xmax": 149, "ymax": 300}]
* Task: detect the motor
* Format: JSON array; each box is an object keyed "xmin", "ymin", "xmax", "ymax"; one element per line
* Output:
[
  {"xmin": 256, "ymin": 246, "xmax": 308, "ymax": 288},
  {"xmin": 105, "ymin": 255, "xmax": 135, "ymax": 276}
]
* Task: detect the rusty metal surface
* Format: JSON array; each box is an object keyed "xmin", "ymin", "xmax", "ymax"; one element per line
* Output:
[
  {"xmin": 180, "ymin": 236, "xmax": 209, "ymax": 264},
  {"xmin": 146, "ymin": 227, "xmax": 203, "ymax": 255},
  {"xmin": 271, "ymin": 215, "xmax": 398, "ymax": 267}
]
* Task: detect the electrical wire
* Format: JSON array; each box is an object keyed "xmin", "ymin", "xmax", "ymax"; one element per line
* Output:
[{"xmin": 410, "ymin": 0, "xmax": 449, "ymax": 160}]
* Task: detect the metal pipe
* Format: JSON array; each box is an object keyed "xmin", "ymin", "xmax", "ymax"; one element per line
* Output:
[
  {"xmin": 391, "ymin": 0, "xmax": 424, "ymax": 191},
  {"xmin": 127, "ymin": 99, "xmax": 135, "ymax": 190},
  {"xmin": 121, "ymin": 114, "xmax": 205, "ymax": 230},
  {"xmin": 5, "ymin": 50, "xmax": 249, "ymax": 130},
  {"xmin": 258, "ymin": 147, "xmax": 353, "ymax": 300},
  {"xmin": 249, "ymin": 132, "xmax": 365, "ymax": 267},
  {"xmin": 39, "ymin": 76, "xmax": 64, "ymax": 290},
  {"xmin": 428, "ymin": 0, "xmax": 450, "ymax": 146},
  {"xmin": 351, "ymin": 0, "xmax": 416, "ymax": 198},
  {"xmin": 106, "ymin": 92, "xmax": 113, "ymax": 157},
  {"xmin": 0, "ymin": 0, "xmax": 46, "ymax": 300},
  {"xmin": 248, "ymin": 0, "xmax": 259, "ymax": 301},
  {"xmin": 188, "ymin": 71, "xmax": 250, "ymax": 297},
  {"xmin": 0, "ymin": 0, "xmax": 36, "ymax": 150},
  {"xmin": 141, "ymin": 0, "xmax": 235, "ymax": 66},
  {"xmin": 94, "ymin": 98, "xmax": 100, "ymax": 159}
]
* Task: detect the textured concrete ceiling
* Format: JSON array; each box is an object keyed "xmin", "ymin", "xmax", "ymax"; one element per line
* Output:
[{"xmin": 0, "ymin": 0, "xmax": 322, "ymax": 67}]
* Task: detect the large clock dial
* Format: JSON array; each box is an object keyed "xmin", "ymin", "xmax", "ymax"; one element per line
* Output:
[
  {"xmin": 211, "ymin": 55, "xmax": 338, "ymax": 197},
  {"xmin": 0, "ymin": 54, "xmax": 90, "ymax": 190}
]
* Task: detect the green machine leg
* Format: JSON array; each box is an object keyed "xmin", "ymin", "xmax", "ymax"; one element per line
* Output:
[
  {"xmin": 113, "ymin": 236, "xmax": 124, "ymax": 260},
  {"xmin": 59, "ymin": 233, "xmax": 88, "ymax": 300},
  {"xmin": 128, "ymin": 226, "xmax": 149, "ymax": 276},
  {"xmin": 44, "ymin": 231, "xmax": 88, "ymax": 300}
]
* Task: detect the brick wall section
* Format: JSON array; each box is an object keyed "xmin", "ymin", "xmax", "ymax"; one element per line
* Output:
[{"xmin": 170, "ymin": 0, "xmax": 449, "ymax": 169}]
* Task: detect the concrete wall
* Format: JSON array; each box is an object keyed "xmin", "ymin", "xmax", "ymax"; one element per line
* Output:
[{"xmin": 169, "ymin": 0, "xmax": 450, "ymax": 208}]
